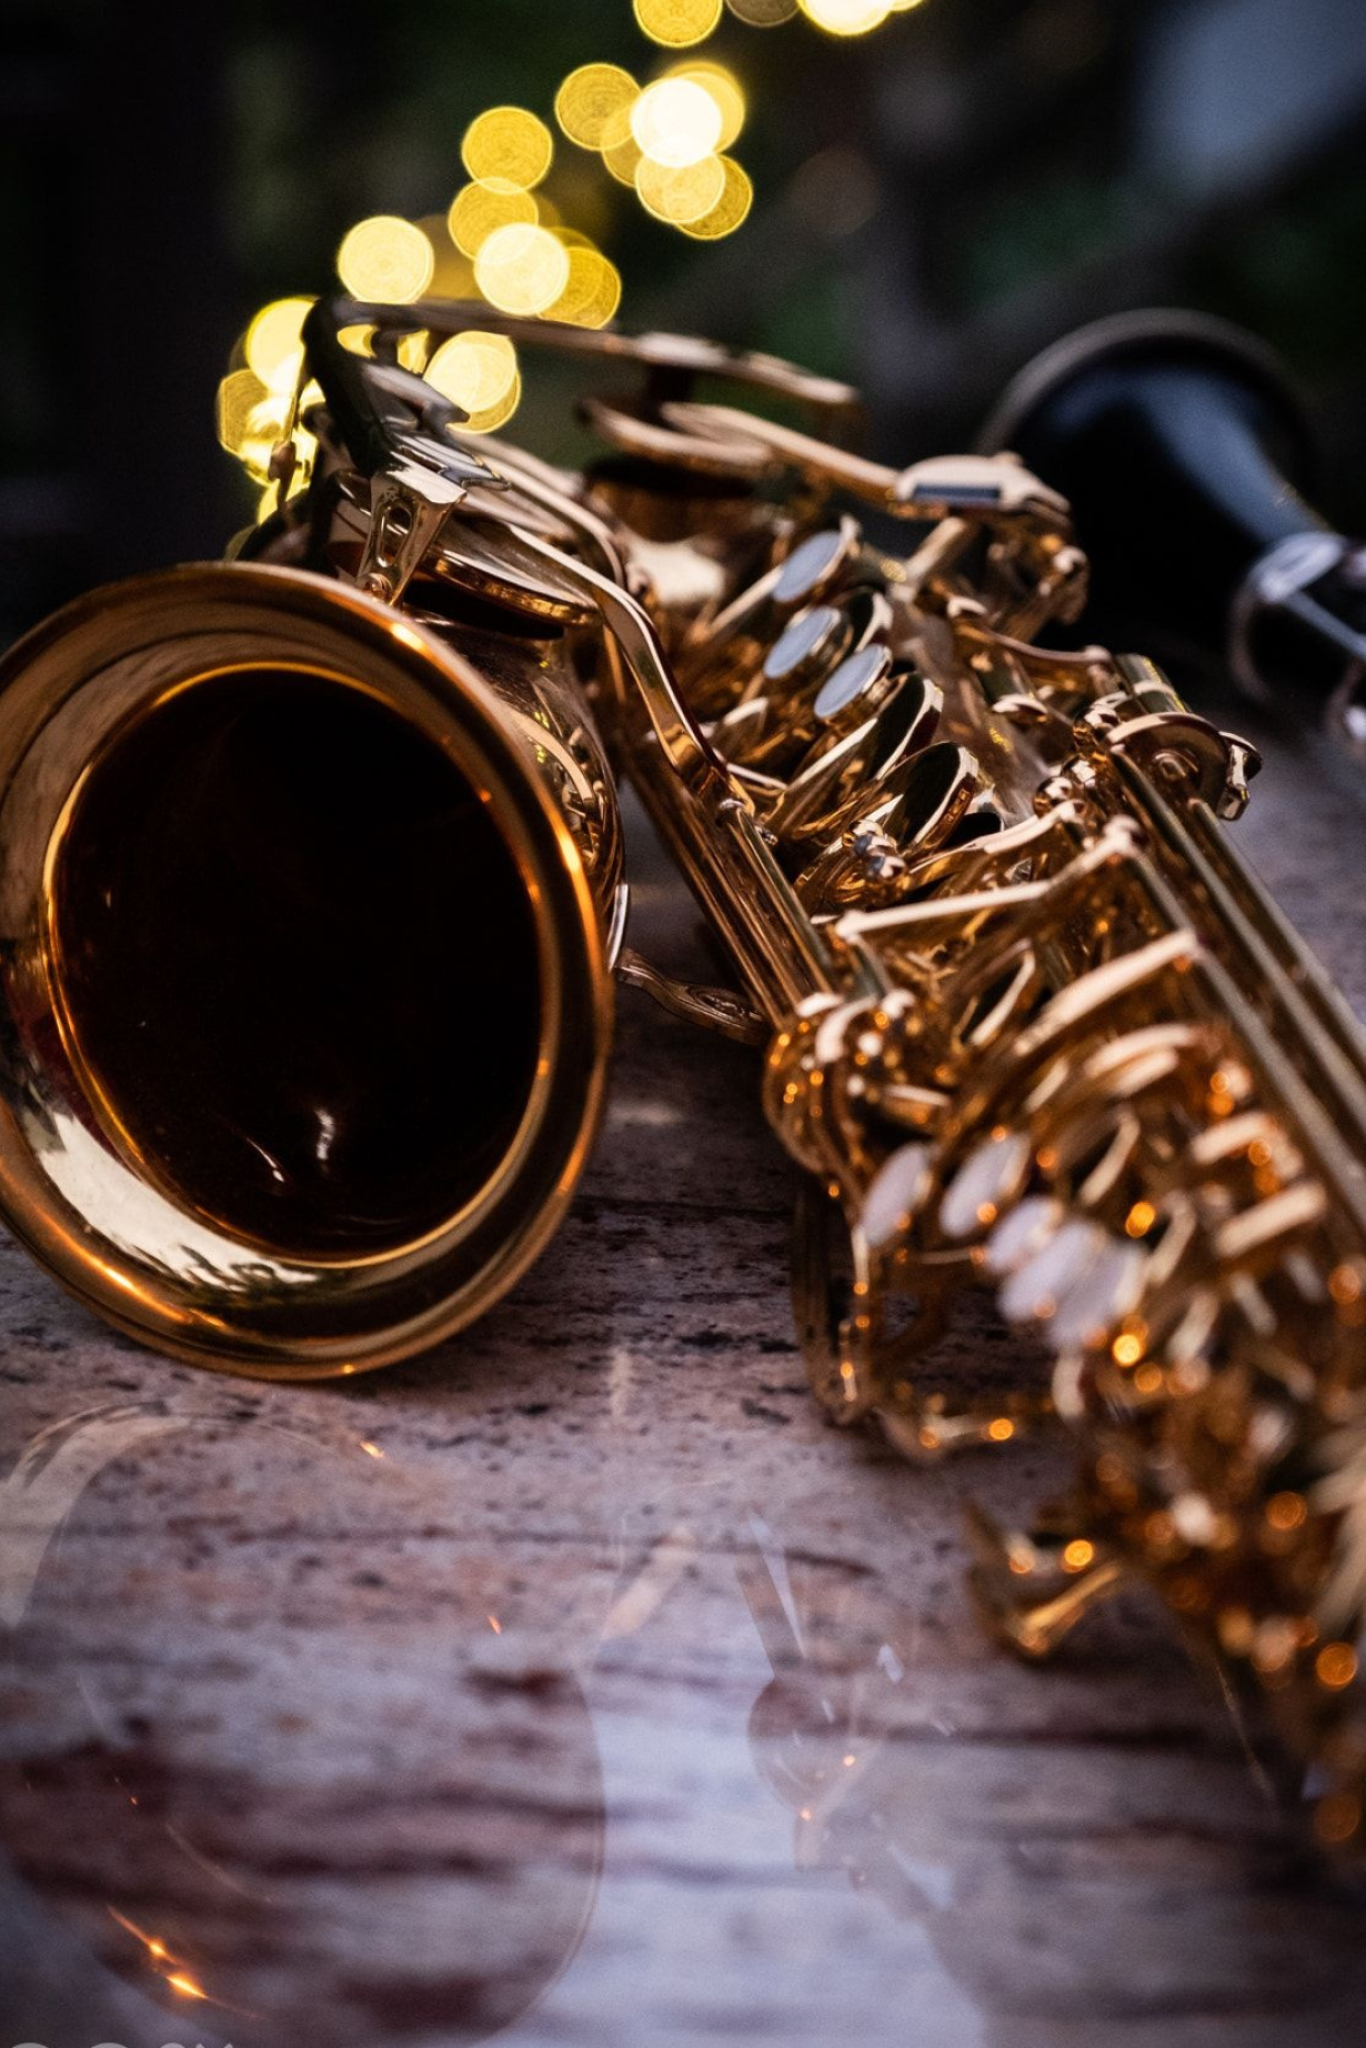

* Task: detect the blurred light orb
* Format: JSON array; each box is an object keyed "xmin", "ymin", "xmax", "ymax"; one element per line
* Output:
[
  {"xmin": 725, "ymin": 0, "xmax": 797, "ymax": 22},
  {"xmin": 426, "ymin": 330, "xmax": 521, "ymax": 418},
  {"xmin": 447, "ymin": 178, "xmax": 539, "ymax": 257},
  {"xmin": 678, "ymin": 155, "xmax": 753, "ymax": 237},
  {"xmin": 599, "ymin": 104, "xmax": 646, "ymax": 185},
  {"xmin": 555, "ymin": 64, "xmax": 640, "ymax": 150},
  {"xmin": 421, "ymin": 232, "xmax": 479, "ymax": 302},
  {"xmin": 337, "ymin": 216, "xmax": 435, "ymax": 304},
  {"xmin": 631, "ymin": 78, "xmax": 725, "ymax": 168},
  {"xmin": 546, "ymin": 245, "xmax": 624, "ymax": 328},
  {"xmin": 461, "ymin": 106, "xmax": 554, "ymax": 190},
  {"xmin": 216, "ymin": 368, "xmax": 270, "ymax": 456},
  {"xmin": 664, "ymin": 60, "xmax": 746, "ymax": 149},
  {"xmin": 474, "ymin": 222, "xmax": 572, "ymax": 316},
  {"xmin": 244, "ymin": 297, "xmax": 314, "ymax": 392},
  {"xmin": 633, "ymin": 0, "xmax": 724, "ymax": 46},
  {"xmin": 799, "ymin": 0, "xmax": 891, "ymax": 30},
  {"xmin": 465, "ymin": 371, "xmax": 523, "ymax": 435},
  {"xmin": 636, "ymin": 152, "xmax": 727, "ymax": 226}
]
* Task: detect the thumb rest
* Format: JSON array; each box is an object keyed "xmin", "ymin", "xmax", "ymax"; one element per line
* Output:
[{"xmin": 8, "ymin": 294, "xmax": 1366, "ymax": 1855}]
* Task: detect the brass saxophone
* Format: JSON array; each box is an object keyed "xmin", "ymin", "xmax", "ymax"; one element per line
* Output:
[{"xmin": 6, "ymin": 297, "xmax": 1366, "ymax": 1853}]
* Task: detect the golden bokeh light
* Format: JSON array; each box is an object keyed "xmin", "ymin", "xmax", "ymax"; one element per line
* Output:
[
  {"xmin": 447, "ymin": 178, "xmax": 539, "ymax": 257},
  {"xmin": 427, "ymin": 329, "xmax": 521, "ymax": 421},
  {"xmin": 414, "ymin": 211, "xmax": 472, "ymax": 293},
  {"xmin": 600, "ymin": 104, "xmax": 646, "ymax": 185},
  {"xmin": 337, "ymin": 216, "xmax": 435, "ymax": 304},
  {"xmin": 244, "ymin": 297, "xmax": 315, "ymax": 391},
  {"xmin": 474, "ymin": 221, "xmax": 572, "ymax": 315},
  {"xmin": 214, "ymin": 0, "xmax": 928, "ymax": 511},
  {"xmin": 636, "ymin": 152, "xmax": 727, "ymax": 226},
  {"xmin": 800, "ymin": 0, "xmax": 891, "ymax": 30},
  {"xmin": 461, "ymin": 105, "xmax": 554, "ymax": 189},
  {"xmin": 223, "ymin": 0, "xmax": 866, "ymax": 482},
  {"xmin": 634, "ymin": 0, "xmax": 724, "ymax": 46},
  {"xmin": 545, "ymin": 244, "xmax": 624, "ymax": 327},
  {"xmin": 555, "ymin": 63, "xmax": 640, "ymax": 150},
  {"xmin": 725, "ymin": 0, "xmax": 798, "ymax": 19},
  {"xmin": 216, "ymin": 368, "xmax": 270, "ymax": 457},
  {"xmin": 424, "ymin": 240, "xmax": 479, "ymax": 302},
  {"xmin": 678, "ymin": 154, "xmax": 754, "ymax": 237},
  {"xmin": 665, "ymin": 60, "xmax": 746, "ymax": 150},
  {"xmin": 631, "ymin": 77, "xmax": 725, "ymax": 168},
  {"xmin": 443, "ymin": 366, "xmax": 522, "ymax": 436}
]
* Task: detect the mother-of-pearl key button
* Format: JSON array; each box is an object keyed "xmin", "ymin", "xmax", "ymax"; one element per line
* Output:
[
  {"xmin": 861, "ymin": 1140, "xmax": 933, "ymax": 1251},
  {"xmin": 773, "ymin": 526, "xmax": 856, "ymax": 607},
  {"xmin": 986, "ymin": 1195, "xmax": 1061, "ymax": 1277},
  {"xmin": 763, "ymin": 604, "xmax": 849, "ymax": 686},
  {"xmin": 814, "ymin": 644, "xmax": 894, "ymax": 727},
  {"xmin": 939, "ymin": 1128, "xmax": 1032, "ymax": 1239}
]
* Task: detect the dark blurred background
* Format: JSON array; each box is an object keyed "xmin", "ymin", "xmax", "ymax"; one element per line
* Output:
[{"xmin": 4, "ymin": 0, "xmax": 1366, "ymax": 639}]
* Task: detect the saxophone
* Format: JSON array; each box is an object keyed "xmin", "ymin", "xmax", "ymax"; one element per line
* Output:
[{"xmin": 7, "ymin": 297, "xmax": 1366, "ymax": 1853}]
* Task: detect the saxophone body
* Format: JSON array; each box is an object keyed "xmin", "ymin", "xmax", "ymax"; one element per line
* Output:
[
  {"xmin": 495, "ymin": 307, "xmax": 1366, "ymax": 1853},
  {"xmin": 5, "ymin": 297, "xmax": 1366, "ymax": 1849}
]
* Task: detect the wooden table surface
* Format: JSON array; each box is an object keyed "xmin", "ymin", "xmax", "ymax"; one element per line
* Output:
[{"xmin": 4, "ymin": 691, "xmax": 1366, "ymax": 2048}]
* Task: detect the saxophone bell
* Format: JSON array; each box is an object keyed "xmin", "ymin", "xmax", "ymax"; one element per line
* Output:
[{"xmin": 0, "ymin": 326, "xmax": 622, "ymax": 1376}]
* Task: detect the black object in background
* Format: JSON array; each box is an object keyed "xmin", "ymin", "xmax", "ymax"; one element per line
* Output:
[
  {"xmin": 980, "ymin": 309, "xmax": 1366, "ymax": 745},
  {"xmin": 0, "ymin": 1, "xmax": 233, "ymax": 642}
]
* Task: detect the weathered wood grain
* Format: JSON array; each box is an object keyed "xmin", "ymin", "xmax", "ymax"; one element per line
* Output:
[{"xmin": 3, "ymin": 694, "xmax": 1366, "ymax": 2048}]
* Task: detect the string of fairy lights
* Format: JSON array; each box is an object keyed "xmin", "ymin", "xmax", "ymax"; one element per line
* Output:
[{"xmin": 219, "ymin": 0, "xmax": 926, "ymax": 508}]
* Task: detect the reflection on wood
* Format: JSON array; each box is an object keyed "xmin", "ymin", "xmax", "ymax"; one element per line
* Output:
[{"xmin": 2, "ymin": 743, "xmax": 1366, "ymax": 2047}]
